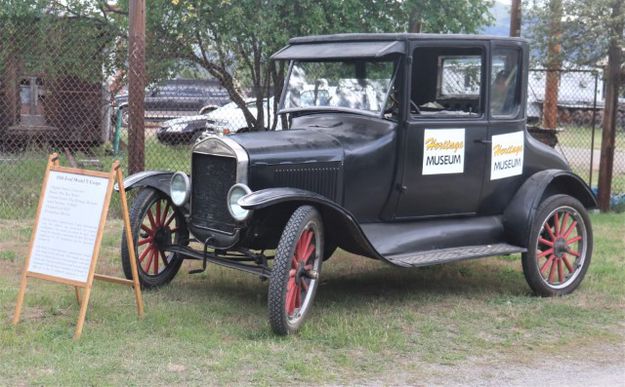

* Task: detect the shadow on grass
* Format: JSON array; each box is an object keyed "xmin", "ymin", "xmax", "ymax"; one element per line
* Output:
[{"xmin": 149, "ymin": 254, "xmax": 531, "ymax": 322}]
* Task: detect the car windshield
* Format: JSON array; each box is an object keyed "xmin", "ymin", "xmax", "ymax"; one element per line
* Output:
[{"xmin": 281, "ymin": 59, "xmax": 396, "ymax": 115}]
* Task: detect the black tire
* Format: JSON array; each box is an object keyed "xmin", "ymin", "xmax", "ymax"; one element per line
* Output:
[
  {"xmin": 121, "ymin": 188, "xmax": 185, "ymax": 289},
  {"xmin": 522, "ymin": 194, "xmax": 593, "ymax": 297},
  {"xmin": 268, "ymin": 205, "xmax": 324, "ymax": 335}
]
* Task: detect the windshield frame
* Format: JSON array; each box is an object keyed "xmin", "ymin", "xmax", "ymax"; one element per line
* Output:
[{"xmin": 278, "ymin": 57, "xmax": 400, "ymax": 119}]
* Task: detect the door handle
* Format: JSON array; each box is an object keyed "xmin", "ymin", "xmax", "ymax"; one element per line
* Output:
[{"xmin": 475, "ymin": 139, "xmax": 492, "ymax": 144}]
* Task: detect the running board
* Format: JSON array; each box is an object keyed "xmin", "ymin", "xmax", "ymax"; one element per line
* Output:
[{"xmin": 385, "ymin": 243, "xmax": 526, "ymax": 268}]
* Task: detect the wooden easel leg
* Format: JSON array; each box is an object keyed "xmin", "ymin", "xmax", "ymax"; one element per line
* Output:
[
  {"xmin": 116, "ymin": 167, "xmax": 144, "ymax": 318},
  {"xmin": 73, "ymin": 285, "xmax": 93, "ymax": 340},
  {"xmin": 12, "ymin": 276, "xmax": 28, "ymax": 325},
  {"xmin": 74, "ymin": 287, "xmax": 82, "ymax": 306}
]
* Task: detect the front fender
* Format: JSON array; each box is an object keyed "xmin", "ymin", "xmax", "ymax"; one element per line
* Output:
[
  {"xmin": 114, "ymin": 170, "xmax": 173, "ymax": 196},
  {"xmin": 239, "ymin": 188, "xmax": 383, "ymax": 259},
  {"xmin": 503, "ymin": 169, "xmax": 597, "ymax": 246}
]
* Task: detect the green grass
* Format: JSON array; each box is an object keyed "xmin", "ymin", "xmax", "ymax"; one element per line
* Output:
[
  {"xmin": 0, "ymin": 213, "xmax": 623, "ymax": 384},
  {"xmin": 0, "ymin": 134, "xmax": 190, "ymax": 219},
  {"xmin": 556, "ymin": 125, "xmax": 625, "ymax": 151}
]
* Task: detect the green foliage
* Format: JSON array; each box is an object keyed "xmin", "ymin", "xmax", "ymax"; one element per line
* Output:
[
  {"xmin": 139, "ymin": 0, "xmax": 495, "ymax": 130},
  {"xmin": 524, "ymin": 0, "xmax": 625, "ymax": 67},
  {"xmin": 1, "ymin": 0, "xmax": 495, "ymax": 130}
]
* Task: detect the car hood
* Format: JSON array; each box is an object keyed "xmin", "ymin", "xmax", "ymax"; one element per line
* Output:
[
  {"xmin": 230, "ymin": 128, "xmax": 343, "ymax": 166},
  {"xmin": 229, "ymin": 113, "xmax": 397, "ymax": 166},
  {"xmin": 162, "ymin": 115, "xmax": 208, "ymax": 127}
]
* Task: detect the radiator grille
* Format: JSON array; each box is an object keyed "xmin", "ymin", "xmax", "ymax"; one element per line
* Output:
[
  {"xmin": 273, "ymin": 164, "xmax": 340, "ymax": 201},
  {"xmin": 191, "ymin": 153, "xmax": 236, "ymax": 234}
]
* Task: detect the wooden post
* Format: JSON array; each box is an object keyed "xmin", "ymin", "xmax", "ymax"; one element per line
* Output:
[
  {"xmin": 542, "ymin": 0, "xmax": 562, "ymax": 130},
  {"xmin": 116, "ymin": 166, "xmax": 145, "ymax": 317},
  {"xmin": 128, "ymin": 0, "xmax": 146, "ymax": 175},
  {"xmin": 12, "ymin": 154, "xmax": 58, "ymax": 326},
  {"xmin": 509, "ymin": 0, "xmax": 522, "ymax": 37},
  {"xmin": 73, "ymin": 162, "xmax": 118, "ymax": 340},
  {"xmin": 597, "ymin": 0, "xmax": 624, "ymax": 212}
]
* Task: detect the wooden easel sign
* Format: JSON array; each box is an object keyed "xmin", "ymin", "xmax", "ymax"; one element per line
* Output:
[{"xmin": 13, "ymin": 153, "xmax": 144, "ymax": 339}]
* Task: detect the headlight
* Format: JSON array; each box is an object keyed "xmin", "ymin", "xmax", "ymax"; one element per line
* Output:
[
  {"xmin": 170, "ymin": 172, "xmax": 190, "ymax": 206},
  {"xmin": 227, "ymin": 183, "xmax": 252, "ymax": 221}
]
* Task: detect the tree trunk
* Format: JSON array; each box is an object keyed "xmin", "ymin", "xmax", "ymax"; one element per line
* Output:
[
  {"xmin": 509, "ymin": 0, "xmax": 522, "ymax": 37},
  {"xmin": 597, "ymin": 0, "xmax": 624, "ymax": 212},
  {"xmin": 542, "ymin": 0, "xmax": 562, "ymax": 130},
  {"xmin": 408, "ymin": 7, "xmax": 422, "ymax": 33},
  {"xmin": 127, "ymin": 0, "xmax": 146, "ymax": 175}
]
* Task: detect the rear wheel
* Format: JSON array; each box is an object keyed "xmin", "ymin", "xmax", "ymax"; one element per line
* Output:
[
  {"xmin": 268, "ymin": 206, "xmax": 324, "ymax": 335},
  {"xmin": 121, "ymin": 188, "xmax": 185, "ymax": 289},
  {"xmin": 522, "ymin": 194, "xmax": 592, "ymax": 296}
]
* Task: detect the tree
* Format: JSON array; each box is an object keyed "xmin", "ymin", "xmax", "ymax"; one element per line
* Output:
[
  {"xmin": 135, "ymin": 0, "xmax": 495, "ymax": 131},
  {"xmin": 526, "ymin": 0, "xmax": 624, "ymax": 210}
]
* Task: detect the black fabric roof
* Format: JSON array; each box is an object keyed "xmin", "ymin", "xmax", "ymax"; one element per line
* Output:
[
  {"xmin": 271, "ymin": 40, "xmax": 404, "ymax": 60},
  {"xmin": 271, "ymin": 33, "xmax": 527, "ymax": 60},
  {"xmin": 288, "ymin": 33, "xmax": 527, "ymax": 44}
]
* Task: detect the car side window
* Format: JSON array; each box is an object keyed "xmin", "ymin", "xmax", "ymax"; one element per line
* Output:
[
  {"xmin": 411, "ymin": 47, "xmax": 484, "ymax": 118},
  {"xmin": 491, "ymin": 48, "xmax": 521, "ymax": 117}
]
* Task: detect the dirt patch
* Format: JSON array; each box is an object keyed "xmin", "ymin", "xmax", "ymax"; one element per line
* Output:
[{"xmin": 362, "ymin": 340, "xmax": 625, "ymax": 386}]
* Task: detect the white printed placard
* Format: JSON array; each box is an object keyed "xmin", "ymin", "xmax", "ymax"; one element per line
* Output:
[
  {"xmin": 491, "ymin": 131, "xmax": 524, "ymax": 180},
  {"xmin": 28, "ymin": 171, "xmax": 109, "ymax": 283},
  {"xmin": 422, "ymin": 128, "xmax": 465, "ymax": 175}
]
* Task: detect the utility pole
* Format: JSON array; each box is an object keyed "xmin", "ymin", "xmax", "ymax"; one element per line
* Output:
[
  {"xmin": 127, "ymin": 0, "xmax": 146, "ymax": 174},
  {"xmin": 510, "ymin": 0, "xmax": 522, "ymax": 37},
  {"xmin": 542, "ymin": 0, "xmax": 562, "ymax": 130},
  {"xmin": 597, "ymin": 0, "xmax": 624, "ymax": 212}
]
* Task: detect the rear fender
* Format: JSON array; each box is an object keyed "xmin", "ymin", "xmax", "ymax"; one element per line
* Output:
[
  {"xmin": 239, "ymin": 188, "xmax": 382, "ymax": 259},
  {"xmin": 503, "ymin": 169, "xmax": 597, "ymax": 246}
]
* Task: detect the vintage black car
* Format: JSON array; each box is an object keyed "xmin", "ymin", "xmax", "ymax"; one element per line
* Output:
[{"xmin": 118, "ymin": 34, "xmax": 596, "ymax": 335}]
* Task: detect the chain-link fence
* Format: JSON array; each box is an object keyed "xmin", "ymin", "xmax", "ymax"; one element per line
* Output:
[
  {"xmin": 1, "ymin": 12, "xmax": 624, "ymax": 221},
  {"xmin": 528, "ymin": 69, "xmax": 625, "ymax": 196},
  {"xmin": 0, "ymin": 11, "xmax": 254, "ymax": 220}
]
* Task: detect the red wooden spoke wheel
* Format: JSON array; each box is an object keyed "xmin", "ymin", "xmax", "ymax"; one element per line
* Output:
[
  {"xmin": 121, "ymin": 188, "xmax": 185, "ymax": 288},
  {"xmin": 285, "ymin": 229, "xmax": 318, "ymax": 320},
  {"xmin": 269, "ymin": 206, "xmax": 324, "ymax": 335},
  {"xmin": 522, "ymin": 195, "xmax": 592, "ymax": 297},
  {"xmin": 137, "ymin": 197, "xmax": 179, "ymax": 276}
]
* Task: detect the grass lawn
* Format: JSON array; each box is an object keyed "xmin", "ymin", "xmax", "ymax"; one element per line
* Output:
[
  {"xmin": 0, "ymin": 213, "xmax": 623, "ymax": 385},
  {"xmin": 0, "ymin": 134, "xmax": 190, "ymax": 219},
  {"xmin": 556, "ymin": 125, "xmax": 625, "ymax": 151}
]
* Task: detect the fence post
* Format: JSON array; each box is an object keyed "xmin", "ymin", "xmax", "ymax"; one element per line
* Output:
[
  {"xmin": 597, "ymin": 0, "xmax": 623, "ymax": 212},
  {"xmin": 127, "ymin": 0, "xmax": 146, "ymax": 174}
]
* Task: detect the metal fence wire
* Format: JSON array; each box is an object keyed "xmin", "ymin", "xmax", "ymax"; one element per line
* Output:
[
  {"xmin": 0, "ymin": 15, "xmax": 623, "ymax": 220},
  {"xmin": 528, "ymin": 69, "xmax": 625, "ymax": 196}
]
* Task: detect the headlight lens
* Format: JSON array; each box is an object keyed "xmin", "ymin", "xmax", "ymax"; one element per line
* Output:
[
  {"xmin": 170, "ymin": 172, "xmax": 190, "ymax": 206},
  {"xmin": 227, "ymin": 183, "xmax": 252, "ymax": 221}
]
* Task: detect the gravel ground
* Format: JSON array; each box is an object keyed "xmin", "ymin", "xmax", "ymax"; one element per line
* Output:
[{"xmin": 425, "ymin": 343, "xmax": 625, "ymax": 386}]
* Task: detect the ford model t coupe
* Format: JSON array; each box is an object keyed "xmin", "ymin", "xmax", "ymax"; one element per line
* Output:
[{"xmin": 119, "ymin": 34, "xmax": 596, "ymax": 335}]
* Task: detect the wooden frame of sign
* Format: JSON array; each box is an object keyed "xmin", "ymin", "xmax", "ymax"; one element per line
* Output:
[{"xmin": 12, "ymin": 153, "xmax": 144, "ymax": 339}]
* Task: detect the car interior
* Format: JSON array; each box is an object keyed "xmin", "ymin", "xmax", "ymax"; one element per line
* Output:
[{"xmin": 411, "ymin": 46, "xmax": 484, "ymax": 117}]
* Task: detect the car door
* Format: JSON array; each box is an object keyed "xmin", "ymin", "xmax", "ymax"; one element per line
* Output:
[
  {"xmin": 395, "ymin": 41, "xmax": 489, "ymax": 218},
  {"xmin": 479, "ymin": 42, "xmax": 528, "ymax": 214}
]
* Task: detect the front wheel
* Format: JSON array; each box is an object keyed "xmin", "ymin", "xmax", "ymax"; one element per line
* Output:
[
  {"xmin": 522, "ymin": 194, "xmax": 593, "ymax": 297},
  {"xmin": 121, "ymin": 188, "xmax": 186, "ymax": 289},
  {"xmin": 268, "ymin": 205, "xmax": 324, "ymax": 335}
]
